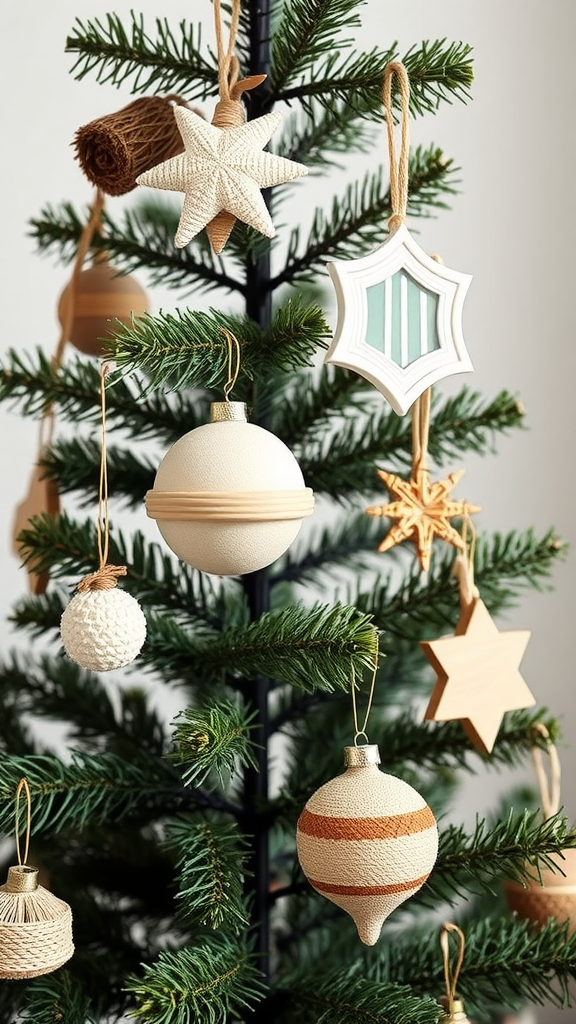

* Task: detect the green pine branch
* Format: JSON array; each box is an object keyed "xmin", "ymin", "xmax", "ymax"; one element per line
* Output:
[
  {"xmin": 165, "ymin": 816, "xmax": 252, "ymax": 932},
  {"xmin": 142, "ymin": 602, "xmax": 379, "ymax": 691},
  {"xmin": 171, "ymin": 699, "xmax": 259, "ymax": 787},
  {"xmin": 271, "ymin": 0, "xmax": 366, "ymax": 94},
  {"xmin": 426, "ymin": 810, "xmax": 576, "ymax": 909},
  {"xmin": 13, "ymin": 515, "xmax": 230, "ymax": 631},
  {"xmin": 0, "ymin": 652, "xmax": 167, "ymax": 759},
  {"xmin": 110, "ymin": 299, "xmax": 330, "ymax": 395},
  {"xmin": 275, "ymin": 38, "xmax": 473, "ymax": 117},
  {"xmin": 19, "ymin": 972, "xmax": 97, "ymax": 1024},
  {"xmin": 278, "ymin": 971, "xmax": 441, "ymax": 1024},
  {"xmin": 41, "ymin": 435, "xmax": 156, "ymax": 510},
  {"xmin": 352, "ymin": 528, "xmax": 566, "ymax": 641},
  {"xmin": 125, "ymin": 935, "xmax": 267, "ymax": 1024},
  {"xmin": 0, "ymin": 347, "xmax": 209, "ymax": 445},
  {"xmin": 65, "ymin": 13, "xmax": 217, "ymax": 97},
  {"xmin": 0, "ymin": 750, "xmax": 180, "ymax": 837},
  {"xmin": 280, "ymin": 101, "xmax": 379, "ymax": 169},
  {"xmin": 274, "ymin": 147, "xmax": 458, "ymax": 287},
  {"xmin": 368, "ymin": 915, "xmax": 576, "ymax": 1021}
]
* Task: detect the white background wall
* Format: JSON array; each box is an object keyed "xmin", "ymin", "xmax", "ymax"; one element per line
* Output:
[{"xmin": 1, "ymin": 2, "xmax": 575, "ymax": 1021}]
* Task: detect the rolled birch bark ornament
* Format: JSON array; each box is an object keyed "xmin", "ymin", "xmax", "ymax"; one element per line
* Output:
[
  {"xmin": 145, "ymin": 401, "xmax": 314, "ymax": 577},
  {"xmin": 296, "ymin": 744, "xmax": 438, "ymax": 945}
]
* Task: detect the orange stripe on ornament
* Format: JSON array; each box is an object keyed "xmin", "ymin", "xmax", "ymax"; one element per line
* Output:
[
  {"xmin": 297, "ymin": 805, "xmax": 435, "ymax": 840},
  {"xmin": 307, "ymin": 874, "xmax": 430, "ymax": 896}
]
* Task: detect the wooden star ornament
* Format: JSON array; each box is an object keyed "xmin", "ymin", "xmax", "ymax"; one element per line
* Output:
[
  {"xmin": 366, "ymin": 466, "xmax": 481, "ymax": 571},
  {"xmin": 421, "ymin": 597, "xmax": 535, "ymax": 755},
  {"xmin": 136, "ymin": 105, "xmax": 307, "ymax": 248}
]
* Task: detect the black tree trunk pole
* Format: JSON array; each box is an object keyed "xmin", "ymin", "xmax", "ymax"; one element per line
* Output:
[{"xmin": 241, "ymin": 0, "xmax": 273, "ymax": 993}]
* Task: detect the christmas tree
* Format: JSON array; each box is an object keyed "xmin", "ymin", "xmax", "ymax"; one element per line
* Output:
[{"xmin": 1, "ymin": 1, "xmax": 575, "ymax": 1022}]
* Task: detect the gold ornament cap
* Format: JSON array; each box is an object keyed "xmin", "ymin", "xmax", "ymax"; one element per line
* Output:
[
  {"xmin": 3, "ymin": 865, "xmax": 39, "ymax": 893},
  {"xmin": 439, "ymin": 996, "xmax": 471, "ymax": 1022},
  {"xmin": 210, "ymin": 401, "xmax": 248, "ymax": 422},
  {"xmin": 343, "ymin": 744, "xmax": 381, "ymax": 767}
]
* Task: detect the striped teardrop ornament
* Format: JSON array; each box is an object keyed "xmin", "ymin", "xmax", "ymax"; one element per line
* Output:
[{"xmin": 296, "ymin": 744, "xmax": 438, "ymax": 945}]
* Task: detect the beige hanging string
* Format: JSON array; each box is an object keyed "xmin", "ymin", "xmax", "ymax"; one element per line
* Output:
[
  {"xmin": 531, "ymin": 722, "xmax": 562, "ymax": 820},
  {"xmin": 221, "ymin": 326, "xmax": 242, "ymax": 401},
  {"xmin": 350, "ymin": 638, "xmax": 380, "ymax": 744},
  {"xmin": 76, "ymin": 361, "xmax": 127, "ymax": 593},
  {"xmin": 382, "ymin": 61, "xmax": 411, "ymax": 234},
  {"xmin": 452, "ymin": 514, "xmax": 480, "ymax": 610},
  {"xmin": 411, "ymin": 387, "xmax": 431, "ymax": 477},
  {"xmin": 14, "ymin": 779, "xmax": 32, "ymax": 868},
  {"xmin": 440, "ymin": 922, "xmax": 466, "ymax": 1016},
  {"xmin": 207, "ymin": 0, "xmax": 266, "ymax": 252}
]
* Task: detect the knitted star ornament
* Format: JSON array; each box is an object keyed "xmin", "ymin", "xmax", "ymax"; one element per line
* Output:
[{"xmin": 136, "ymin": 105, "xmax": 307, "ymax": 248}]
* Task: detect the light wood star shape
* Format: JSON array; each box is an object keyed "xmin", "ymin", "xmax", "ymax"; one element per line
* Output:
[
  {"xmin": 421, "ymin": 597, "xmax": 535, "ymax": 755},
  {"xmin": 366, "ymin": 467, "xmax": 480, "ymax": 571},
  {"xmin": 136, "ymin": 105, "xmax": 307, "ymax": 248}
]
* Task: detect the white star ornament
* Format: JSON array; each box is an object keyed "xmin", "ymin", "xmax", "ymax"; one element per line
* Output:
[
  {"xmin": 136, "ymin": 105, "xmax": 307, "ymax": 248},
  {"xmin": 324, "ymin": 224, "xmax": 473, "ymax": 415}
]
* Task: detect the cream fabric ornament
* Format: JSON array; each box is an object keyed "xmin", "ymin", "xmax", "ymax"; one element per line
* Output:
[
  {"xmin": 60, "ymin": 573, "xmax": 147, "ymax": 672},
  {"xmin": 146, "ymin": 400, "xmax": 314, "ymax": 576},
  {"xmin": 296, "ymin": 744, "xmax": 438, "ymax": 945},
  {"xmin": 136, "ymin": 105, "xmax": 307, "ymax": 248}
]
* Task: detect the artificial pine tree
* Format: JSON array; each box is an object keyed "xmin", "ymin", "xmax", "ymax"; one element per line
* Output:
[{"xmin": 0, "ymin": 1, "xmax": 575, "ymax": 1022}]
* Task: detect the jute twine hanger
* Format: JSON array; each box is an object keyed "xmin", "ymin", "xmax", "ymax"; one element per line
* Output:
[
  {"xmin": 350, "ymin": 637, "xmax": 380, "ymax": 746},
  {"xmin": 75, "ymin": 360, "xmax": 127, "ymax": 593},
  {"xmin": 531, "ymin": 722, "xmax": 562, "ymax": 821},
  {"xmin": 452, "ymin": 515, "xmax": 480, "ymax": 611},
  {"xmin": 382, "ymin": 62, "xmax": 444, "ymax": 467},
  {"xmin": 439, "ymin": 922, "xmax": 470, "ymax": 1020},
  {"xmin": 206, "ymin": 0, "xmax": 267, "ymax": 253},
  {"xmin": 14, "ymin": 778, "xmax": 32, "ymax": 870}
]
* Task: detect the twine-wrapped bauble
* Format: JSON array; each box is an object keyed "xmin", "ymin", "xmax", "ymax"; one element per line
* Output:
[
  {"xmin": 0, "ymin": 864, "xmax": 74, "ymax": 979},
  {"xmin": 74, "ymin": 95, "xmax": 189, "ymax": 196},
  {"xmin": 296, "ymin": 744, "xmax": 438, "ymax": 945},
  {"xmin": 145, "ymin": 401, "xmax": 315, "ymax": 576},
  {"xmin": 60, "ymin": 565, "xmax": 147, "ymax": 672},
  {"xmin": 504, "ymin": 848, "xmax": 576, "ymax": 934},
  {"xmin": 57, "ymin": 255, "xmax": 149, "ymax": 357}
]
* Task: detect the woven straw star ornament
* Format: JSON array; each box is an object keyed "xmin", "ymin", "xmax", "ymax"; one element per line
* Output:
[{"xmin": 136, "ymin": 105, "xmax": 307, "ymax": 248}]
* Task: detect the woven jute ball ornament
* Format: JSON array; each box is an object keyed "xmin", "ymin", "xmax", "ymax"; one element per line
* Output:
[
  {"xmin": 0, "ymin": 865, "xmax": 74, "ymax": 979},
  {"xmin": 145, "ymin": 401, "xmax": 314, "ymax": 576},
  {"xmin": 504, "ymin": 848, "xmax": 576, "ymax": 934},
  {"xmin": 296, "ymin": 744, "xmax": 438, "ymax": 945},
  {"xmin": 60, "ymin": 566, "xmax": 147, "ymax": 672},
  {"xmin": 57, "ymin": 255, "xmax": 149, "ymax": 357}
]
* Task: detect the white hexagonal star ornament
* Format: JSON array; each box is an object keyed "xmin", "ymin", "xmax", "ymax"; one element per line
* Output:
[{"xmin": 324, "ymin": 224, "xmax": 473, "ymax": 415}]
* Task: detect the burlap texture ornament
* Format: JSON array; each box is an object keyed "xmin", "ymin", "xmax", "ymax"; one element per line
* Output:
[
  {"xmin": 0, "ymin": 780, "xmax": 74, "ymax": 980},
  {"xmin": 0, "ymin": 866, "xmax": 74, "ymax": 979},
  {"xmin": 74, "ymin": 95, "xmax": 190, "ymax": 196},
  {"xmin": 296, "ymin": 744, "xmax": 438, "ymax": 945}
]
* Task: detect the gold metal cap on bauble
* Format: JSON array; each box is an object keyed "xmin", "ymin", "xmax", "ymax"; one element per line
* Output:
[
  {"xmin": 439, "ymin": 995, "xmax": 471, "ymax": 1022},
  {"xmin": 344, "ymin": 744, "xmax": 381, "ymax": 767},
  {"xmin": 210, "ymin": 401, "xmax": 248, "ymax": 422}
]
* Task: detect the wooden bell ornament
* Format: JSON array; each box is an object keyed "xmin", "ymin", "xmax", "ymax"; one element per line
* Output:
[
  {"xmin": 0, "ymin": 779, "xmax": 74, "ymax": 979},
  {"xmin": 504, "ymin": 725, "xmax": 576, "ymax": 931}
]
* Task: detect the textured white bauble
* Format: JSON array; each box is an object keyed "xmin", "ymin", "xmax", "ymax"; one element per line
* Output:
[
  {"xmin": 60, "ymin": 588, "xmax": 147, "ymax": 672},
  {"xmin": 296, "ymin": 745, "xmax": 438, "ymax": 945},
  {"xmin": 147, "ymin": 402, "xmax": 314, "ymax": 576}
]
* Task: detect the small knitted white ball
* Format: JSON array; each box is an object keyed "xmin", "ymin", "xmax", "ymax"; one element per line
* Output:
[
  {"xmin": 150, "ymin": 416, "xmax": 310, "ymax": 576},
  {"xmin": 60, "ymin": 588, "xmax": 147, "ymax": 672}
]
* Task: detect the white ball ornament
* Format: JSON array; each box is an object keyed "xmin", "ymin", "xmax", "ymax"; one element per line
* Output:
[
  {"xmin": 145, "ymin": 402, "xmax": 314, "ymax": 576},
  {"xmin": 296, "ymin": 744, "xmax": 438, "ymax": 945},
  {"xmin": 60, "ymin": 566, "xmax": 147, "ymax": 672}
]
